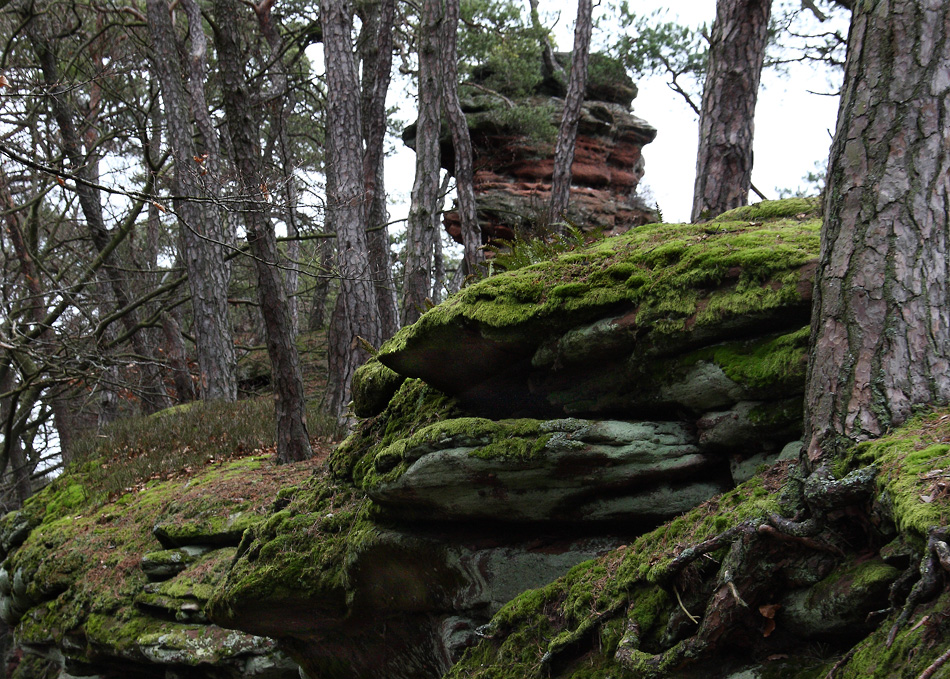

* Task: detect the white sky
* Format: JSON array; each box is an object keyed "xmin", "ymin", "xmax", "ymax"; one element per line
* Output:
[{"xmin": 383, "ymin": 0, "xmax": 848, "ymax": 224}]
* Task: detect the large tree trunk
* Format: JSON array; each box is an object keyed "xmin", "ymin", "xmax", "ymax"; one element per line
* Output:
[
  {"xmin": 690, "ymin": 0, "xmax": 771, "ymax": 223},
  {"xmin": 358, "ymin": 0, "xmax": 400, "ymax": 339},
  {"xmin": 321, "ymin": 0, "xmax": 383, "ymax": 417},
  {"xmin": 146, "ymin": 0, "xmax": 237, "ymax": 403},
  {"xmin": 804, "ymin": 0, "xmax": 950, "ymax": 469},
  {"xmin": 441, "ymin": 0, "xmax": 482, "ymax": 282},
  {"xmin": 214, "ymin": 0, "xmax": 312, "ymax": 463},
  {"xmin": 402, "ymin": 0, "xmax": 444, "ymax": 326},
  {"xmin": 549, "ymin": 0, "xmax": 593, "ymax": 231}
]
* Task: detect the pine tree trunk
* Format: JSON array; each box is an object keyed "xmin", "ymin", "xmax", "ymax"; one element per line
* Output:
[
  {"xmin": 214, "ymin": 0, "xmax": 312, "ymax": 462},
  {"xmin": 442, "ymin": 0, "xmax": 482, "ymax": 279},
  {"xmin": 402, "ymin": 0, "xmax": 444, "ymax": 326},
  {"xmin": 690, "ymin": 0, "xmax": 771, "ymax": 222},
  {"xmin": 359, "ymin": 0, "xmax": 400, "ymax": 340},
  {"xmin": 804, "ymin": 0, "xmax": 950, "ymax": 469},
  {"xmin": 322, "ymin": 0, "xmax": 384, "ymax": 417},
  {"xmin": 145, "ymin": 0, "xmax": 237, "ymax": 402},
  {"xmin": 549, "ymin": 0, "xmax": 593, "ymax": 231}
]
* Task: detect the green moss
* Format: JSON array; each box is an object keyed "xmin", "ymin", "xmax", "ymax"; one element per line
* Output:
[
  {"xmin": 705, "ymin": 327, "xmax": 809, "ymax": 389},
  {"xmin": 2, "ymin": 449, "xmax": 313, "ymax": 666},
  {"xmin": 829, "ymin": 590, "xmax": 950, "ymax": 678},
  {"xmin": 852, "ymin": 411, "xmax": 950, "ymax": 538},
  {"xmin": 330, "ymin": 378, "xmax": 465, "ymax": 482},
  {"xmin": 351, "ymin": 416, "xmax": 551, "ymax": 490},
  {"xmin": 351, "ymin": 356, "xmax": 406, "ymax": 418},
  {"xmin": 379, "ymin": 208, "xmax": 820, "ymax": 372},
  {"xmin": 448, "ymin": 471, "xmax": 787, "ymax": 678},
  {"xmin": 206, "ymin": 472, "xmax": 377, "ymax": 625},
  {"xmin": 711, "ymin": 197, "xmax": 821, "ymax": 223}
]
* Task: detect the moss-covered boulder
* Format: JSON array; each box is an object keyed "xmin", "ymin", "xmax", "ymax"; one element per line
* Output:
[
  {"xmin": 444, "ymin": 408, "xmax": 950, "ymax": 678},
  {"xmin": 0, "ymin": 455, "xmax": 309, "ymax": 678},
  {"xmin": 207, "ymin": 465, "xmax": 621, "ymax": 679},
  {"xmin": 378, "ymin": 199, "xmax": 819, "ymax": 421}
]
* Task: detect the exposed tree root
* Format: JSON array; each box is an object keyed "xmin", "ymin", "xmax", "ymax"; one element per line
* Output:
[
  {"xmin": 887, "ymin": 528, "xmax": 950, "ymax": 647},
  {"xmin": 614, "ymin": 465, "xmax": 883, "ymax": 677},
  {"xmin": 918, "ymin": 644, "xmax": 950, "ymax": 679}
]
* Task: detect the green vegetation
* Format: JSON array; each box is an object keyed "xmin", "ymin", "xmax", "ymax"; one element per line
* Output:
[
  {"xmin": 379, "ymin": 207, "xmax": 821, "ymax": 363},
  {"xmin": 3, "ymin": 448, "xmax": 314, "ymax": 663},
  {"xmin": 206, "ymin": 470, "xmax": 374, "ymax": 627},
  {"xmin": 851, "ymin": 411, "xmax": 950, "ymax": 538},
  {"xmin": 447, "ymin": 469, "xmax": 786, "ymax": 678},
  {"xmin": 330, "ymin": 378, "xmax": 465, "ymax": 482},
  {"xmin": 70, "ymin": 397, "xmax": 342, "ymax": 500}
]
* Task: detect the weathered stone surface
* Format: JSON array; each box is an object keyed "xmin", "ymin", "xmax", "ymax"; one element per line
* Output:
[
  {"xmin": 778, "ymin": 557, "xmax": 899, "ymax": 638},
  {"xmin": 404, "ymin": 51, "xmax": 657, "ymax": 247},
  {"xmin": 367, "ymin": 417, "xmax": 728, "ymax": 523},
  {"xmin": 0, "ymin": 456, "xmax": 306, "ymax": 679},
  {"xmin": 153, "ymin": 511, "xmax": 258, "ymax": 548},
  {"xmin": 141, "ymin": 545, "xmax": 212, "ymax": 581}
]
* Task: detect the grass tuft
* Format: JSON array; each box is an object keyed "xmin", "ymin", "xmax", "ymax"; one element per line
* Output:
[{"xmin": 71, "ymin": 398, "xmax": 343, "ymax": 500}]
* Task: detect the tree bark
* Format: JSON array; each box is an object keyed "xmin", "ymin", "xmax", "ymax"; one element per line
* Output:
[
  {"xmin": 253, "ymin": 0, "xmax": 304, "ymax": 334},
  {"xmin": 321, "ymin": 0, "xmax": 383, "ymax": 417},
  {"xmin": 690, "ymin": 0, "xmax": 771, "ymax": 223},
  {"xmin": 145, "ymin": 0, "xmax": 237, "ymax": 402},
  {"xmin": 804, "ymin": 0, "xmax": 950, "ymax": 469},
  {"xmin": 358, "ymin": 0, "xmax": 400, "ymax": 339},
  {"xmin": 549, "ymin": 0, "xmax": 593, "ymax": 231},
  {"xmin": 441, "ymin": 0, "xmax": 483, "ymax": 280},
  {"xmin": 214, "ymin": 0, "xmax": 312, "ymax": 462},
  {"xmin": 402, "ymin": 0, "xmax": 444, "ymax": 326}
]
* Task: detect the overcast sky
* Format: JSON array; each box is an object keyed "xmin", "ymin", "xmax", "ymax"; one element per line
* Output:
[{"xmin": 383, "ymin": 0, "xmax": 849, "ymax": 224}]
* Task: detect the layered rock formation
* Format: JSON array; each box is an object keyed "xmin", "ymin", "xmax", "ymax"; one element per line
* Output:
[
  {"xmin": 9, "ymin": 199, "xmax": 950, "ymax": 679},
  {"xmin": 404, "ymin": 52, "xmax": 658, "ymax": 245},
  {"xmin": 206, "ymin": 199, "xmax": 823, "ymax": 678},
  {"xmin": 0, "ymin": 455, "xmax": 305, "ymax": 678}
]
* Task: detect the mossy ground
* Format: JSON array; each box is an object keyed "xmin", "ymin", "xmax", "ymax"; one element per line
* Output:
[
  {"xmin": 205, "ymin": 467, "xmax": 376, "ymax": 629},
  {"xmin": 3, "ymin": 445, "xmax": 320, "ymax": 665}
]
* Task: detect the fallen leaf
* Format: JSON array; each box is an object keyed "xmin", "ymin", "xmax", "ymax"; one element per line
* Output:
[
  {"xmin": 921, "ymin": 494, "xmax": 934, "ymax": 503},
  {"xmin": 759, "ymin": 603, "xmax": 781, "ymax": 618},
  {"xmin": 762, "ymin": 618, "xmax": 776, "ymax": 637}
]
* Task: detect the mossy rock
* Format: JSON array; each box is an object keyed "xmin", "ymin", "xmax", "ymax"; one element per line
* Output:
[
  {"xmin": 445, "ymin": 408, "xmax": 950, "ymax": 679},
  {"xmin": 0, "ymin": 452, "xmax": 310, "ymax": 677},
  {"xmin": 377, "ymin": 202, "xmax": 821, "ymax": 419},
  {"xmin": 351, "ymin": 356, "xmax": 406, "ymax": 418},
  {"xmin": 329, "ymin": 378, "xmax": 465, "ymax": 482}
]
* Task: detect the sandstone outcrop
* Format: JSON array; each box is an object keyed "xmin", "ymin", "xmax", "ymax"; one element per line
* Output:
[
  {"xmin": 205, "ymin": 199, "xmax": 823, "ymax": 678},
  {"xmin": 404, "ymin": 52, "xmax": 658, "ymax": 245},
  {"xmin": 10, "ymin": 198, "xmax": 949, "ymax": 679},
  {"xmin": 0, "ymin": 456, "xmax": 305, "ymax": 679}
]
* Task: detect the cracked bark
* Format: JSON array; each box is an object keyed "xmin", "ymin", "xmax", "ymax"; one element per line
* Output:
[
  {"xmin": 214, "ymin": 0, "xmax": 312, "ymax": 462},
  {"xmin": 146, "ymin": 0, "xmax": 237, "ymax": 402},
  {"xmin": 804, "ymin": 0, "xmax": 950, "ymax": 468},
  {"xmin": 690, "ymin": 0, "xmax": 771, "ymax": 222},
  {"xmin": 322, "ymin": 0, "xmax": 384, "ymax": 416},
  {"xmin": 401, "ymin": 0, "xmax": 443, "ymax": 326}
]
